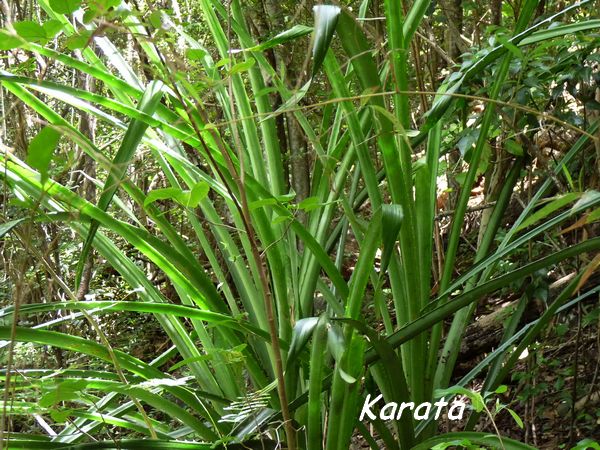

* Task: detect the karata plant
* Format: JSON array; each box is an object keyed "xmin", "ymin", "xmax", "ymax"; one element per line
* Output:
[{"xmin": 0, "ymin": 0, "xmax": 599, "ymax": 449}]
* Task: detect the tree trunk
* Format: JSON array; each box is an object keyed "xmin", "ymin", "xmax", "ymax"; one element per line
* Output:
[
  {"xmin": 441, "ymin": 0, "xmax": 464, "ymax": 208},
  {"xmin": 441, "ymin": 0, "xmax": 464, "ymax": 62},
  {"xmin": 74, "ymin": 70, "xmax": 97, "ymax": 302},
  {"xmin": 491, "ymin": 0, "xmax": 502, "ymax": 26},
  {"xmin": 261, "ymin": 0, "xmax": 312, "ymax": 220}
]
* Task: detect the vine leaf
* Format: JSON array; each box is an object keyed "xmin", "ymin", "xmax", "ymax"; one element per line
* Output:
[{"xmin": 26, "ymin": 126, "xmax": 61, "ymax": 182}]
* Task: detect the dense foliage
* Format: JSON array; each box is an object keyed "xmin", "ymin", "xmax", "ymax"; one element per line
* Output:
[{"xmin": 0, "ymin": 0, "xmax": 599, "ymax": 448}]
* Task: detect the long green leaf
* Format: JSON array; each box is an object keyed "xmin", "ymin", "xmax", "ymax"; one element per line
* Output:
[
  {"xmin": 76, "ymin": 80, "xmax": 164, "ymax": 287},
  {"xmin": 411, "ymin": 431, "xmax": 537, "ymax": 450}
]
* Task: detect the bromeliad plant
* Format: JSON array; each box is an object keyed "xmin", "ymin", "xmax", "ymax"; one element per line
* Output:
[{"xmin": 1, "ymin": 0, "xmax": 599, "ymax": 448}]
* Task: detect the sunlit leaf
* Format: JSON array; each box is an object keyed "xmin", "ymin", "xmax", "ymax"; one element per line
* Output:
[
  {"xmin": 229, "ymin": 58, "xmax": 255, "ymax": 75},
  {"xmin": 48, "ymin": 0, "xmax": 82, "ymax": 14},
  {"xmin": 187, "ymin": 182, "xmax": 210, "ymax": 207},
  {"xmin": 0, "ymin": 29, "xmax": 21, "ymax": 50},
  {"xmin": 287, "ymin": 317, "xmax": 319, "ymax": 368},
  {"xmin": 42, "ymin": 20, "xmax": 63, "ymax": 38},
  {"xmin": 246, "ymin": 25, "xmax": 313, "ymax": 52},
  {"xmin": 65, "ymin": 31, "xmax": 93, "ymax": 50},
  {"xmin": 311, "ymin": 5, "xmax": 341, "ymax": 76},
  {"xmin": 26, "ymin": 126, "xmax": 61, "ymax": 181},
  {"xmin": 14, "ymin": 21, "xmax": 47, "ymax": 43}
]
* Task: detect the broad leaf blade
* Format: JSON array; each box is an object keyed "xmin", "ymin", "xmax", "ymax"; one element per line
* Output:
[
  {"xmin": 286, "ymin": 317, "xmax": 319, "ymax": 368},
  {"xmin": 48, "ymin": 0, "xmax": 81, "ymax": 14},
  {"xmin": 26, "ymin": 126, "xmax": 61, "ymax": 181},
  {"xmin": 311, "ymin": 5, "xmax": 341, "ymax": 76},
  {"xmin": 380, "ymin": 204, "xmax": 403, "ymax": 274}
]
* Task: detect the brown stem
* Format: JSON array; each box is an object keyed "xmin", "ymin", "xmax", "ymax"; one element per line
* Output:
[
  {"xmin": 147, "ymin": 44, "xmax": 296, "ymax": 450},
  {"xmin": 191, "ymin": 103, "xmax": 297, "ymax": 450},
  {"xmin": 119, "ymin": 9, "xmax": 296, "ymax": 443},
  {"xmin": 0, "ymin": 251, "xmax": 27, "ymax": 449}
]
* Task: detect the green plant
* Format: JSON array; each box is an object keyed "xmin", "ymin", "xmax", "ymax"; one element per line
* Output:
[{"xmin": 1, "ymin": 0, "xmax": 599, "ymax": 448}]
